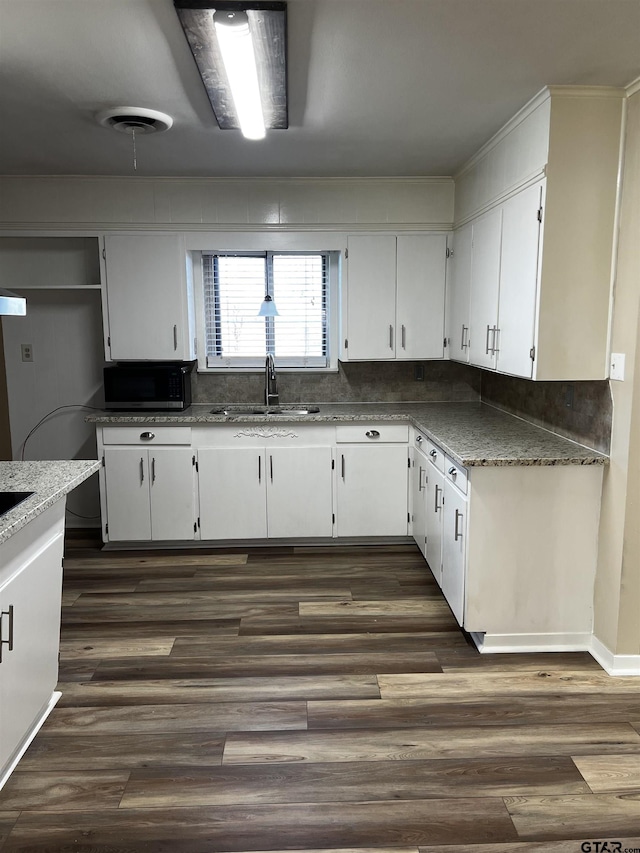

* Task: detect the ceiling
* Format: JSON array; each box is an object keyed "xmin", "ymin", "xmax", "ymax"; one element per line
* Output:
[{"xmin": 0, "ymin": 0, "xmax": 639, "ymax": 178}]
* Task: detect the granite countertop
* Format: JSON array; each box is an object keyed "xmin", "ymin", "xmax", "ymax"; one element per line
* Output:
[
  {"xmin": 0, "ymin": 460, "xmax": 101, "ymax": 545},
  {"xmin": 86, "ymin": 402, "xmax": 607, "ymax": 467}
]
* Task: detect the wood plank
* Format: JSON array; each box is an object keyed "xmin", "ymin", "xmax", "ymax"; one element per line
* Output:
[
  {"xmin": 299, "ymin": 599, "xmax": 452, "ymax": 616},
  {"xmin": 505, "ymin": 793, "xmax": 640, "ymax": 840},
  {"xmin": 573, "ymin": 754, "xmax": 640, "ymax": 792},
  {"xmin": 42, "ymin": 702, "xmax": 307, "ymax": 734},
  {"xmin": 56, "ymin": 675, "xmax": 380, "ymax": 706},
  {"xmin": 61, "ymin": 603, "xmax": 298, "ymax": 623},
  {"xmin": 63, "ymin": 553, "xmax": 249, "ymax": 568},
  {"xmin": 0, "ymin": 814, "xmax": 20, "ymax": 847},
  {"xmin": 170, "ymin": 632, "xmax": 469, "ymax": 657},
  {"xmin": 0, "ymin": 771, "xmax": 129, "ymax": 811},
  {"xmin": 119, "ymin": 755, "xmax": 588, "ymax": 809},
  {"xmin": 59, "ymin": 618, "xmax": 241, "ymax": 639},
  {"xmin": 222, "ymin": 723, "xmax": 640, "ymax": 765},
  {"xmin": 18, "ymin": 733, "xmax": 225, "ymax": 771},
  {"xmin": 137, "ymin": 576, "xmax": 368, "ymax": 593},
  {"xmin": 0, "ymin": 799, "xmax": 519, "ymax": 849},
  {"xmin": 435, "ymin": 650, "xmax": 603, "ymax": 672},
  {"xmin": 239, "ymin": 615, "xmax": 460, "ymax": 635},
  {"xmin": 59, "ymin": 638, "xmax": 175, "ymax": 660},
  {"xmin": 308, "ymin": 696, "xmax": 640, "ymax": 729},
  {"xmin": 377, "ymin": 671, "xmax": 640, "ymax": 699},
  {"xmin": 418, "ymin": 843, "xmax": 640, "ymax": 853},
  {"xmin": 73, "ymin": 590, "xmax": 355, "ymax": 605},
  {"xmin": 89, "ymin": 651, "xmax": 442, "ymax": 680}
]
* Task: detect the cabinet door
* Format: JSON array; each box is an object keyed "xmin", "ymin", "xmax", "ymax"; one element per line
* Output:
[
  {"xmin": 442, "ymin": 481, "xmax": 467, "ymax": 626},
  {"xmin": 396, "ymin": 235, "xmax": 446, "ymax": 359},
  {"xmin": 198, "ymin": 448, "xmax": 267, "ymax": 540},
  {"xmin": 345, "ymin": 235, "xmax": 397, "ymax": 359},
  {"xmin": 267, "ymin": 447, "xmax": 334, "ymax": 538},
  {"xmin": 336, "ymin": 445, "xmax": 408, "ymax": 537},
  {"xmin": 105, "ymin": 234, "xmax": 192, "ymax": 361},
  {"xmin": 468, "ymin": 209, "xmax": 502, "ymax": 369},
  {"xmin": 411, "ymin": 447, "xmax": 428, "ymax": 558},
  {"xmin": 425, "ymin": 464, "xmax": 445, "ymax": 587},
  {"xmin": 103, "ymin": 448, "xmax": 152, "ymax": 541},
  {"xmin": 446, "ymin": 223, "xmax": 472, "ymax": 362},
  {"xmin": 496, "ymin": 181, "xmax": 544, "ymax": 379},
  {"xmin": 149, "ymin": 449, "xmax": 197, "ymax": 541},
  {"xmin": 0, "ymin": 532, "xmax": 63, "ymax": 772}
]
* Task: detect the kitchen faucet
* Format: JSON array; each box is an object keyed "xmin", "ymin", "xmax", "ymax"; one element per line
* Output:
[{"xmin": 265, "ymin": 352, "xmax": 279, "ymax": 407}]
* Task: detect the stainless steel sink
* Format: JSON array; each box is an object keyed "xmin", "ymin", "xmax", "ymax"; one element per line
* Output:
[{"xmin": 210, "ymin": 405, "xmax": 320, "ymax": 416}]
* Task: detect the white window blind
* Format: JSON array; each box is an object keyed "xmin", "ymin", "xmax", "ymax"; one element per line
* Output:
[{"xmin": 203, "ymin": 252, "xmax": 328, "ymax": 368}]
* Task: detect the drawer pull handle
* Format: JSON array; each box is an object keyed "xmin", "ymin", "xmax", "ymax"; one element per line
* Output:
[
  {"xmin": 0, "ymin": 605, "xmax": 14, "ymax": 663},
  {"xmin": 140, "ymin": 457, "xmax": 144, "ymax": 483},
  {"xmin": 140, "ymin": 432, "xmax": 155, "ymax": 441},
  {"xmin": 151, "ymin": 457, "xmax": 156, "ymax": 483},
  {"xmin": 365, "ymin": 430, "xmax": 380, "ymax": 439},
  {"xmin": 448, "ymin": 466, "xmax": 457, "ymax": 478}
]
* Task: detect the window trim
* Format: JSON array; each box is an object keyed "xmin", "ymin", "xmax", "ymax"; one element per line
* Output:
[{"xmin": 192, "ymin": 245, "xmax": 340, "ymax": 373}]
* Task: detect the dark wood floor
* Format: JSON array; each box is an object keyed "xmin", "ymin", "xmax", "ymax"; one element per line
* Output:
[{"xmin": 2, "ymin": 535, "xmax": 640, "ymax": 852}]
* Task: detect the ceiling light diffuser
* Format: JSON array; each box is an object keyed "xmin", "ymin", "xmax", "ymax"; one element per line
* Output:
[{"xmin": 174, "ymin": 2, "xmax": 288, "ymax": 137}]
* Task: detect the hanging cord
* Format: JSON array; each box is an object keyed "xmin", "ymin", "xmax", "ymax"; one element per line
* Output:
[{"xmin": 20, "ymin": 404, "xmax": 104, "ymax": 519}]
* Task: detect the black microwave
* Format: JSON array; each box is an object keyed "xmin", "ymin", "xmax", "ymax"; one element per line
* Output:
[{"xmin": 103, "ymin": 361, "xmax": 195, "ymax": 411}]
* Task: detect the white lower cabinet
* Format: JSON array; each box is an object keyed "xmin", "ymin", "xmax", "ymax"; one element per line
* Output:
[
  {"xmin": 198, "ymin": 446, "xmax": 333, "ymax": 540},
  {"xmin": 0, "ymin": 502, "xmax": 65, "ymax": 788},
  {"xmin": 102, "ymin": 448, "xmax": 197, "ymax": 542},
  {"xmin": 410, "ymin": 441, "xmax": 428, "ymax": 559},
  {"xmin": 441, "ymin": 471, "xmax": 467, "ymax": 626},
  {"xmin": 335, "ymin": 425, "xmax": 409, "ymax": 537},
  {"xmin": 424, "ymin": 461, "xmax": 444, "ymax": 588}
]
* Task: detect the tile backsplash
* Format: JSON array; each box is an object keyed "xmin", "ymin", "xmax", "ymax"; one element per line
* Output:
[
  {"xmin": 193, "ymin": 361, "xmax": 481, "ymax": 405},
  {"xmin": 480, "ymin": 371, "xmax": 612, "ymax": 453}
]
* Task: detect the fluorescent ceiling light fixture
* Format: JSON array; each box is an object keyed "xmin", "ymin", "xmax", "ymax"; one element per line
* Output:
[
  {"xmin": 214, "ymin": 10, "xmax": 264, "ymax": 139},
  {"xmin": 174, "ymin": 2, "xmax": 288, "ymax": 137}
]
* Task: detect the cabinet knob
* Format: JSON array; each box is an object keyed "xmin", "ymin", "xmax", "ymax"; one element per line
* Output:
[
  {"xmin": 448, "ymin": 466, "xmax": 457, "ymax": 477},
  {"xmin": 430, "ymin": 449, "xmax": 437, "ymax": 458},
  {"xmin": 365, "ymin": 430, "xmax": 380, "ymax": 439},
  {"xmin": 416, "ymin": 435, "xmax": 423, "ymax": 443},
  {"xmin": 140, "ymin": 431, "xmax": 155, "ymax": 441}
]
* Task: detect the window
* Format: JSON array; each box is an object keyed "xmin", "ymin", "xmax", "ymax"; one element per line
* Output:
[{"xmin": 202, "ymin": 251, "xmax": 333, "ymax": 369}]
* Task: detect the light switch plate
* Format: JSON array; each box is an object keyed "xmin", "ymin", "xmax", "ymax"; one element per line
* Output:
[{"xmin": 610, "ymin": 352, "xmax": 626, "ymax": 381}]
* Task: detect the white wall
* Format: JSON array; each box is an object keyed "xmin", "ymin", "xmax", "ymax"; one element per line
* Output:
[{"xmin": 0, "ymin": 176, "xmax": 454, "ymax": 230}]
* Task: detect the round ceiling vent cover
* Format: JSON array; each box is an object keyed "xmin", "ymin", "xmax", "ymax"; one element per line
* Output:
[{"xmin": 95, "ymin": 107, "xmax": 173, "ymax": 134}]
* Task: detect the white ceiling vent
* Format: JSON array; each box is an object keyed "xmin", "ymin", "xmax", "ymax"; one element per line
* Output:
[{"xmin": 95, "ymin": 107, "xmax": 173, "ymax": 134}]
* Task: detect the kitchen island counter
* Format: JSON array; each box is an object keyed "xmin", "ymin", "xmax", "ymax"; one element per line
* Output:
[
  {"xmin": 86, "ymin": 402, "xmax": 607, "ymax": 467},
  {"xmin": 0, "ymin": 460, "xmax": 100, "ymax": 545}
]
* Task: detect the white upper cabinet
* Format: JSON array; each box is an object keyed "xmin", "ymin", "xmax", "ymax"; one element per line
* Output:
[
  {"xmin": 104, "ymin": 234, "xmax": 195, "ymax": 361},
  {"xmin": 446, "ymin": 223, "xmax": 472, "ymax": 363},
  {"xmin": 467, "ymin": 208, "xmax": 502, "ymax": 370},
  {"xmin": 451, "ymin": 86, "xmax": 624, "ymax": 381},
  {"xmin": 496, "ymin": 181, "xmax": 544, "ymax": 378},
  {"xmin": 343, "ymin": 233, "xmax": 447, "ymax": 361}
]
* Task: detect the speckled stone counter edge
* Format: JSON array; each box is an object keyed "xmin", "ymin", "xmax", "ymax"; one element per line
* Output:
[
  {"xmin": 86, "ymin": 402, "xmax": 607, "ymax": 468},
  {"xmin": 0, "ymin": 460, "xmax": 101, "ymax": 545}
]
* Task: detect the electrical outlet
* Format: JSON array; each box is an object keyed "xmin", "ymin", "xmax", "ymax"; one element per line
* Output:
[
  {"xmin": 414, "ymin": 363, "xmax": 425, "ymax": 381},
  {"xmin": 21, "ymin": 343, "xmax": 33, "ymax": 362},
  {"xmin": 610, "ymin": 352, "xmax": 625, "ymax": 381},
  {"xmin": 564, "ymin": 384, "xmax": 574, "ymax": 409}
]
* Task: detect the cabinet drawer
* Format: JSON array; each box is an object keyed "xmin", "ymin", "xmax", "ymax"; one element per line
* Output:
[
  {"xmin": 426, "ymin": 440, "xmax": 445, "ymax": 472},
  {"xmin": 102, "ymin": 426, "xmax": 192, "ymax": 446},
  {"xmin": 445, "ymin": 456, "xmax": 468, "ymax": 495},
  {"xmin": 335, "ymin": 424, "xmax": 409, "ymax": 443}
]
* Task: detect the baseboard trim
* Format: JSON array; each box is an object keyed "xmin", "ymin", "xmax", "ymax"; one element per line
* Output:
[
  {"xmin": 0, "ymin": 690, "xmax": 61, "ymax": 791},
  {"xmin": 470, "ymin": 631, "xmax": 593, "ymax": 654},
  {"xmin": 590, "ymin": 636, "xmax": 640, "ymax": 676}
]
